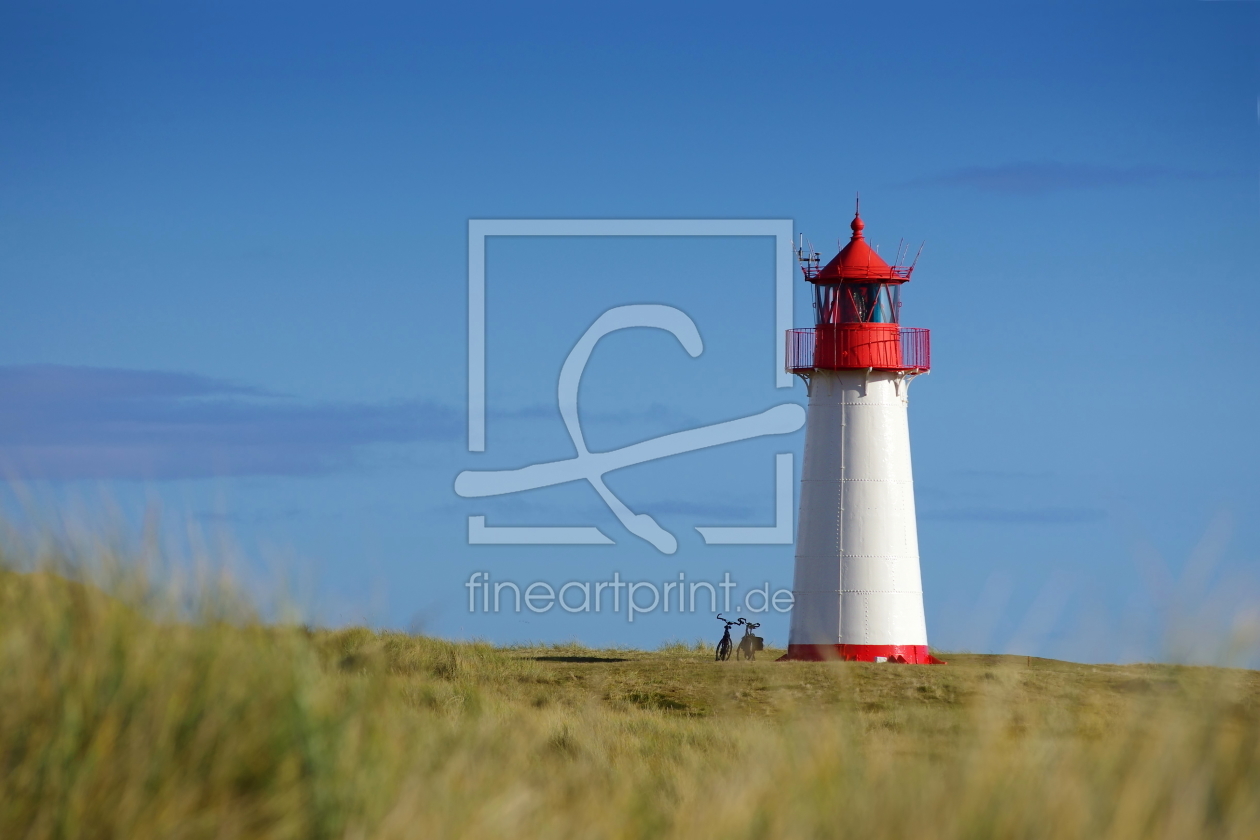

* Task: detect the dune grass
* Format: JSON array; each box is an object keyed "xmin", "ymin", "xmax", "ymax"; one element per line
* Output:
[{"xmin": 2, "ymin": 557, "xmax": 1259, "ymax": 839}]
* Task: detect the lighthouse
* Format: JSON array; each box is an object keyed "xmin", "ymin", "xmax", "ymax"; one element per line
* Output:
[{"xmin": 781, "ymin": 206, "xmax": 942, "ymax": 664}]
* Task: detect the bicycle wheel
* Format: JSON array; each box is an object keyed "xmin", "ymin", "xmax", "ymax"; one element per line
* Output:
[{"xmin": 716, "ymin": 638, "xmax": 732, "ymax": 661}]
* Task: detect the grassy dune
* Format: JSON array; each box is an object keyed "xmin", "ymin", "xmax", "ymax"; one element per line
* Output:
[{"xmin": 2, "ymin": 565, "xmax": 1259, "ymax": 839}]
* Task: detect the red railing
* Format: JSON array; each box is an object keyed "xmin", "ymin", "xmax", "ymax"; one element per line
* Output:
[
  {"xmin": 900, "ymin": 327, "xmax": 931, "ymax": 371},
  {"xmin": 786, "ymin": 327, "xmax": 930, "ymax": 373},
  {"xmin": 800, "ymin": 264, "xmax": 914, "ymax": 282}
]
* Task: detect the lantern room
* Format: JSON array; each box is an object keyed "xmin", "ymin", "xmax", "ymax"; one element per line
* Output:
[
  {"xmin": 786, "ymin": 208, "xmax": 929, "ymax": 374},
  {"xmin": 807, "ymin": 211, "xmax": 913, "ymax": 326}
]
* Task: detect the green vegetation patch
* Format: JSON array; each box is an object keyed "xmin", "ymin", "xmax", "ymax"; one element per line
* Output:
[{"xmin": 2, "ymin": 567, "xmax": 1260, "ymax": 839}]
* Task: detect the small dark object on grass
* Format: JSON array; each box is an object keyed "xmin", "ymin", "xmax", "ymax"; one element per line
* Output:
[
  {"xmin": 715, "ymin": 614, "xmax": 740, "ymax": 661},
  {"xmin": 737, "ymin": 621, "xmax": 764, "ymax": 661}
]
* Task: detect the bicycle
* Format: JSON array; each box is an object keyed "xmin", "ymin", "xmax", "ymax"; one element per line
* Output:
[
  {"xmin": 737, "ymin": 621, "xmax": 764, "ymax": 660},
  {"xmin": 715, "ymin": 614, "xmax": 741, "ymax": 661}
]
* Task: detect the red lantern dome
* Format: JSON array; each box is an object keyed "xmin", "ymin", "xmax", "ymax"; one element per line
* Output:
[
  {"xmin": 787, "ymin": 204, "xmax": 928, "ymax": 374},
  {"xmin": 809, "ymin": 211, "xmax": 912, "ymax": 283}
]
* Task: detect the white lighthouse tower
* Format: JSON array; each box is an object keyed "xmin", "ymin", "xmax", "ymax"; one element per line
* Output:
[{"xmin": 782, "ymin": 206, "xmax": 941, "ymax": 664}]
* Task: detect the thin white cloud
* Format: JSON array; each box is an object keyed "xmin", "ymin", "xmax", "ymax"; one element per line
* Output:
[
  {"xmin": 920, "ymin": 507, "xmax": 1105, "ymax": 524},
  {"xmin": 904, "ymin": 161, "xmax": 1239, "ymax": 194},
  {"xmin": 0, "ymin": 365, "xmax": 459, "ymax": 480}
]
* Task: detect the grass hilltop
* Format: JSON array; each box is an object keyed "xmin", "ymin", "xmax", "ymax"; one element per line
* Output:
[{"xmin": 3, "ymin": 566, "xmax": 1260, "ymax": 839}]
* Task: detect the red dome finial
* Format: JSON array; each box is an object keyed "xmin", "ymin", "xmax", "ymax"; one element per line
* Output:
[{"xmin": 851, "ymin": 194, "xmax": 865, "ymax": 238}]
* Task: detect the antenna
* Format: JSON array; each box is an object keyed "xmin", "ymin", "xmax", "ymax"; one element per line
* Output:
[
  {"xmin": 796, "ymin": 233, "xmax": 821, "ymax": 279},
  {"xmin": 910, "ymin": 241, "xmax": 926, "ymax": 270}
]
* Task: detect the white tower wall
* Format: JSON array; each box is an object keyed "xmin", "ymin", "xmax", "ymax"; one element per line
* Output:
[{"xmin": 788, "ymin": 368, "xmax": 928, "ymax": 648}]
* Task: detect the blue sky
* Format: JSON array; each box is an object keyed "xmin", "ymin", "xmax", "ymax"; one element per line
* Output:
[{"xmin": 1, "ymin": 1, "xmax": 1257, "ymax": 662}]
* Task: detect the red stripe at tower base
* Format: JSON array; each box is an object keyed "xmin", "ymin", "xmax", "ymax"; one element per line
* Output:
[{"xmin": 777, "ymin": 644, "xmax": 946, "ymax": 664}]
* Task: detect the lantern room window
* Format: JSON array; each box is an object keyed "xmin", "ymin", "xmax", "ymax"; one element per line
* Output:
[{"xmin": 814, "ymin": 283, "xmax": 900, "ymax": 325}]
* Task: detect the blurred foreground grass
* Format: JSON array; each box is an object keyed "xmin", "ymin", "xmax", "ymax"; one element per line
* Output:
[{"xmin": 2, "ymin": 560, "xmax": 1259, "ymax": 839}]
